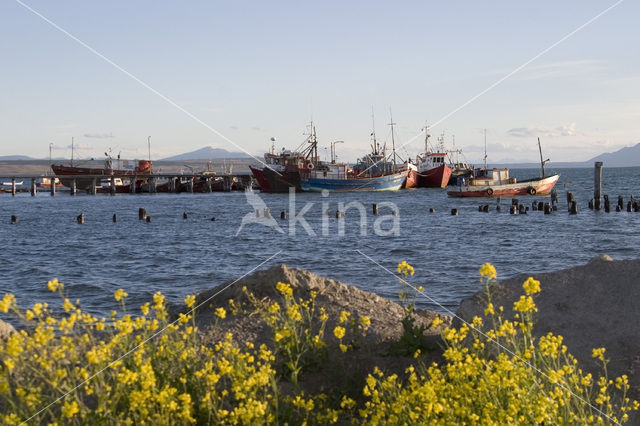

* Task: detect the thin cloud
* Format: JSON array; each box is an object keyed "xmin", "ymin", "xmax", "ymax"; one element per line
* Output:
[
  {"xmin": 517, "ymin": 59, "xmax": 603, "ymax": 81},
  {"xmin": 84, "ymin": 133, "xmax": 114, "ymax": 139},
  {"xmin": 508, "ymin": 123, "xmax": 578, "ymax": 138}
]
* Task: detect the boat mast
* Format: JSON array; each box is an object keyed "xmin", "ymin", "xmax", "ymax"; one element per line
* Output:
[
  {"xmin": 538, "ymin": 137, "xmax": 549, "ymax": 178},
  {"xmin": 147, "ymin": 136, "xmax": 151, "ymax": 162},
  {"xmin": 71, "ymin": 137, "xmax": 74, "ymax": 167},
  {"xmin": 483, "ymin": 128, "xmax": 487, "ymax": 171},
  {"xmin": 388, "ymin": 108, "xmax": 397, "ymax": 169}
]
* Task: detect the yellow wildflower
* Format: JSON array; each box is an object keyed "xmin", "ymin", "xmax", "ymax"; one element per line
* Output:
[
  {"xmin": 114, "ymin": 289, "xmax": 128, "ymax": 302},
  {"xmin": 523, "ymin": 277, "xmax": 541, "ymax": 295},
  {"xmin": 397, "ymin": 261, "xmax": 415, "ymax": 276},
  {"xmin": 276, "ymin": 281, "xmax": 293, "ymax": 297},
  {"xmin": 0, "ymin": 293, "xmax": 16, "ymax": 313},
  {"xmin": 479, "ymin": 263, "xmax": 497, "ymax": 280},
  {"xmin": 215, "ymin": 307, "xmax": 227, "ymax": 319},
  {"xmin": 592, "ymin": 348, "xmax": 606, "ymax": 362},
  {"xmin": 62, "ymin": 400, "xmax": 79, "ymax": 419},
  {"xmin": 184, "ymin": 294, "xmax": 196, "ymax": 308},
  {"xmin": 333, "ymin": 326, "xmax": 346, "ymax": 339},
  {"xmin": 47, "ymin": 278, "xmax": 63, "ymax": 292}
]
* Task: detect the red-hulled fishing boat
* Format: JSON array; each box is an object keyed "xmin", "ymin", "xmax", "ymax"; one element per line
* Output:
[
  {"xmin": 414, "ymin": 129, "xmax": 451, "ymax": 188},
  {"xmin": 52, "ymin": 155, "xmax": 152, "ymax": 191}
]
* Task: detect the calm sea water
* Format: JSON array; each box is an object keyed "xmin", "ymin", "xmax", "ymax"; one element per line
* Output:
[{"xmin": 1, "ymin": 166, "xmax": 640, "ymax": 316}]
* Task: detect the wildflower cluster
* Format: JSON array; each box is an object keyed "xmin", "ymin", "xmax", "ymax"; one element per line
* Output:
[
  {"xmin": 360, "ymin": 265, "xmax": 638, "ymax": 424},
  {"xmin": 0, "ymin": 281, "xmax": 281, "ymax": 424}
]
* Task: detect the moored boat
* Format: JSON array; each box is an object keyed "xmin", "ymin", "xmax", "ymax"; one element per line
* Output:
[
  {"xmin": 249, "ymin": 124, "xmax": 319, "ymax": 193},
  {"xmin": 447, "ymin": 137, "xmax": 559, "ymax": 198},
  {"xmin": 300, "ymin": 163, "xmax": 408, "ymax": 192},
  {"xmin": 447, "ymin": 169, "xmax": 559, "ymax": 197},
  {"xmin": 52, "ymin": 155, "xmax": 152, "ymax": 190},
  {"xmin": 414, "ymin": 129, "xmax": 451, "ymax": 188}
]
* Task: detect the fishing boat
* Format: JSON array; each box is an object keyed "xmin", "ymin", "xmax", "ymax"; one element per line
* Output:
[
  {"xmin": 52, "ymin": 155, "xmax": 152, "ymax": 190},
  {"xmin": 413, "ymin": 129, "xmax": 451, "ymax": 188},
  {"xmin": 2, "ymin": 180, "xmax": 24, "ymax": 186},
  {"xmin": 300, "ymin": 125, "xmax": 409, "ymax": 192},
  {"xmin": 447, "ymin": 137, "xmax": 559, "ymax": 198},
  {"xmin": 300, "ymin": 163, "xmax": 408, "ymax": 192},
  {"xmin": 249, "ymin": 123, "xmax": 320, "ymax": 193}
]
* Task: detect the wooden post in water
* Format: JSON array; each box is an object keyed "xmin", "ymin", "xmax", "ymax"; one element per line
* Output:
[
  {"xmin": 50, "ymin": 179, "xmax": 56, "ymax": 197},
  {"xmin": 205, "ymin": 177, "xmax": 212, "ymax": 193},
  {"xmin": 30, "ymin": 178, "xmax": 36, "ymax": 197},
  {"xmin": 70, "ymin": 179, "xmax": 77, "ymax": 196},
  {"xmin": 90, "ymin": 178, "xmax": 97, "ymax": 196},
  {"xmin": 11, "ymin": 178, "xmax": 16, "ymax": 196},
  {"xmin": 110, "ymin": 176, "xmax": 116, "ymax": 196},
  {"xmin": 138, "ymin": 208, "xmax": 147, "ymax": 220},
  {"xmin": 594, "ymin": 162, "xmax": 603, "ymax": 210},
  {"xmin": 372, "ymin": 203, "xmax": 378, "ymax": 215},
  {"xmin": 188, "ymin": 177, "xmax": 194, "ymax": 194}
]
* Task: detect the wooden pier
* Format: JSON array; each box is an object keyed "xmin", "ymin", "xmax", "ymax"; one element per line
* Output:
[{"xmin": 0, "ymin": 172, "xmax": 254, "ymax": 196}]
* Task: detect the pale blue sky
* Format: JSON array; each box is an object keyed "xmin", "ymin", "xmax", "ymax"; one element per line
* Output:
[{"xmin": 0, "ymin": 1, "xmax": 638, "ymax": 163}]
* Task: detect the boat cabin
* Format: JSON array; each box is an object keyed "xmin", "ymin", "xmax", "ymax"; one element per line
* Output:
[
  {"xmin": 416, "ymin": 152, "xmax": 447, "ymax": 173},
  {"xmin": 469, "ymin": 168, "xmax": 515, "ymax": 186}
]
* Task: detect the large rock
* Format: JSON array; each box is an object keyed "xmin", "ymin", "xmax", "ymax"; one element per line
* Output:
[
  {"xmin": 193, "ymin": 264, "xmax": 451, "ymax": 349},
  {"xmin": 457, "ymin": 255, "xmax": 640, "ymax": 385},
  {"xmin": 0, "ymin": 319, "xmax": 15, "ymax": 340}
]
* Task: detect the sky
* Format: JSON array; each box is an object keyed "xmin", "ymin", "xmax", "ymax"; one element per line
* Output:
[{"xmin": 0, "ymin": 0, "xmax": 638, "ymax": 164}]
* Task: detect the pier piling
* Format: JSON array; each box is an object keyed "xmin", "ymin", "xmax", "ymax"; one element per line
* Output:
[
  {"xmin": 138, "ymin": 208, "xmax": 147, "ymax": 220},
  {"xmin": 594, "ymin": 162, "xmax": 603, "ymax": 210},
  {"xmin": 113, "ymin": 213, "xmax": 117, "ymax": 223},
  {"xmin": 566, "ymin": 192, "xmax": 574, "ymax": 211},
  {"xmin": 77, "ymin": 213, "xmax": 84, "ymax": 224},
  {"xmin": 11, "ymin": 178, "xmax": 16, "ymax": 196},
  {"xmin": 10, "ymin": 215, "xmax": 17, "ymax": 223},
  {"xmin": 30, "ymin": 179, "xmax": 36, "ymax": 197},
  {"xmin": 604, "ymin": 195, "xmax": 610, "ymax": 213},
  {"xmin": 532, "ymin": 201, "xmax": 538, "ymax": 211},
  {"xmin": 130, "ymin": 177, "xmax": 137, "ymax": 194},
  {"xmin": 50, "ymin": 180, "xmax": 56, "ymax": 197},
  {"xmin": 627, "ymin": 201, "xmax": 633, "ymax": 212},
  {"xmin": 509, "ymin": 205, "xmax": 518, "ymax": 215},
  {"xmin": 570, "ymin": 201, "xmax": 578, "ymax": 215},
  {"xmin": 90, "ymin": 178, "xmax": 97, "ymax": 196},
  {"xmin": 618, "ymin": 196, "xmax": 624, "ymax": 211},
  {"xmin": 544, "ymin": 203, "xmax": 552, "ymax": 214},
  {"xmin": 146, "ymin": 216, "xmax": 152, "ymax": 223},
  {"xmin": 264, "ymin": 208, "xmax": 271, "ymax": 219},
  {"xmin": 429, "ymin": 208, "xmax": 435, "ymax": 213},
  {"xmin": 451, "ymin": 208, "xmax": 458, "ymax": 216},
  {"xmin": 110, "ymin": 176, "xmax": 116, "ymax": 196},
  {"xmin": 183, "ymin": 212, "xmax": 188, "ymax": 219},
  {"xmin": 372, "ymin": 203, "xmax": 378, "ymax": 215},
  {"xmin": 280, "ymin": 211, "xmax": 286, "ymax": 220}
]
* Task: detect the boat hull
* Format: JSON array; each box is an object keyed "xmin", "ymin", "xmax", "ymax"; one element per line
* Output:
[
  {"xmin": 301, "ymin": 171, "xmax": 408, "ymax": 192},
  {"xmin": 417, "ymin": 164, "xmax": 451, "ymax": 188},
  {"xmin": 447, "ymin": 174, "xmax": 560, "ymax": 198},
  {"xmin": 51, "ymin": 164, "xmax": 150, "ymax": 190},
  {"xmin": 251, "ymin": 166, "xmax": 301, "ymax": 193},
  {"xmin": 404, "ymin": 169, "xmax": 419, "ymax": 189}
]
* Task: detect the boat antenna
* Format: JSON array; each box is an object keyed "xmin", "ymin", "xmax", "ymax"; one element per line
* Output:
[
  {"xmin": 388, "ymin": 107, "xmax": 397, "ymax": 168},
  {"xmin": 483, "ymin": 128, "xmax": 487, "ymax": 171},
  {"xmin": 371, "ymin": 107, "xmax": 378, "ymax": 155},
  {"xmin": 538, "ymin": 137, "xmax": 549, "ymax": 178},
  {"xmin": 71, "ymin": 137, "xmax": 74, "ymax": 167},
  {"xmin": 147, "ymin": 136, "xmax": 151, "ymax": 162},
  {"xmin": 49, "ymin": 142, "xmax": 53, "ymax": 164}
]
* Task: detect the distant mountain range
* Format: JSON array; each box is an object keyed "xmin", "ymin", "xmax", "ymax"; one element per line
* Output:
[
  {"xmin": 489, "ymin": 142, "xmax": 640, "ymax": 169},
  {"xmin": 0, "ymin": 155, "xmax": 35, "ymax": 160},
  {"xmin": 160, "ymin": 146, "xmax": 252, "ymax": 161}
]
